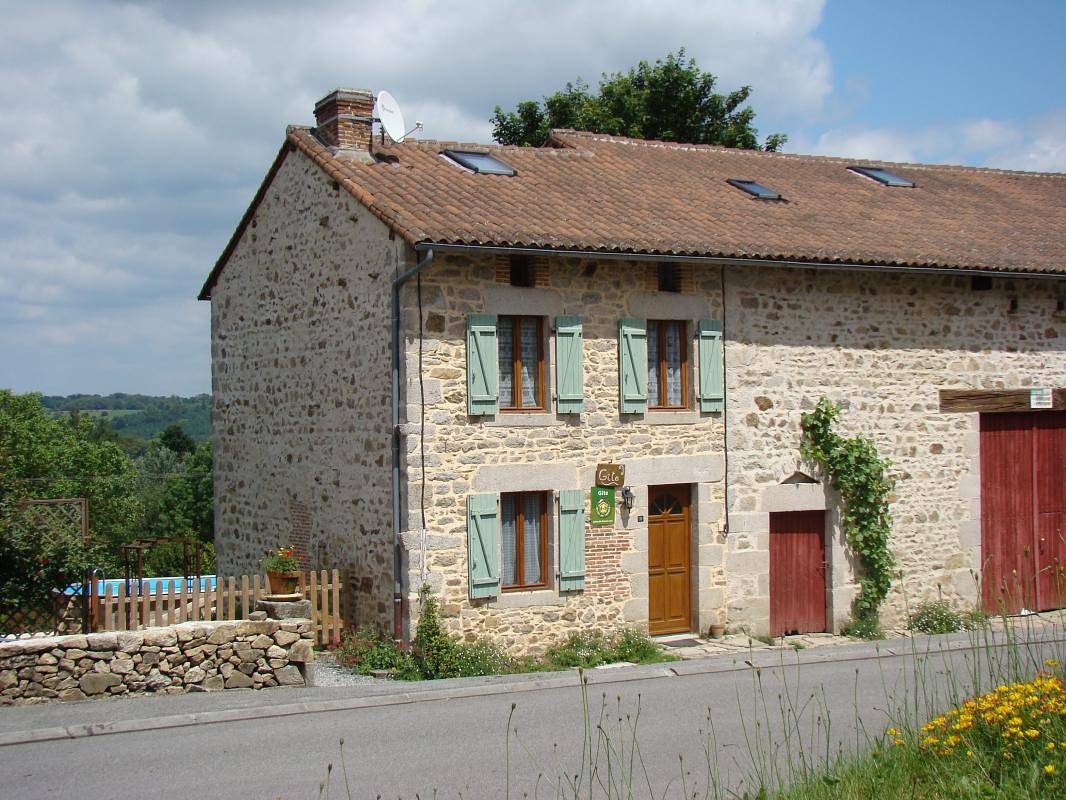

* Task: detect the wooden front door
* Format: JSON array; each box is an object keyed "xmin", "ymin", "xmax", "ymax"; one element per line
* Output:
[
  {"xmin": 981, "ymin": 412, "xmax": 1066, "ymax": 613},
  {"xmin": 769, "ymin": 510, "xmax": 827, "ymax": 636},
  {"xmin": 648, "ymin": 484, "xmax": 692, "ymax": 635}
]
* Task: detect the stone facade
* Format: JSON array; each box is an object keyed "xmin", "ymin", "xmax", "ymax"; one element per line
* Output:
[
  {"xmin": 209, "ymin": 151, "xmax": 1065, "ymax": 648},
  {"xmin": 397, "ymin": 252, "xmax": 727, "ymax": 651},
  {"xmin": 0, "ymin": 618, "xmax": 314, "ymax": 705},
  {"xmin": 210, "ymin": 148, "xmax": 405, "ymax": 627},
  {"xmin": 723, "ymin": 266, "xmax": 1066, "ymax": 632}
]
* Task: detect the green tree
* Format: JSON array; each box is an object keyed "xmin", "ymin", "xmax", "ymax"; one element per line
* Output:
[
  {"xmin": 157, "ymin": 440, "xmax": 213, "ymax": 542},
  {"xmin": 492, "ymin": 49, "xmax": 786, "ymax": 151},
  {"xmin": 158, "ymin": 423, "xmax": 195, "ymax": 456},
  {"xmin": 0, "ymin": 391, "xmax": 142, "ymax": 608}
]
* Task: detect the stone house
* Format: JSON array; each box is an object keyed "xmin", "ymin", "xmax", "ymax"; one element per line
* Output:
[{"xmin": 199, "ymin": 87, "xmax": 1066, "ymax": 650}]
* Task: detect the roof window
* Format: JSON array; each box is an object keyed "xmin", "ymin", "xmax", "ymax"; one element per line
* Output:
[
  {"xmin": 849, "ymin": 166, "xmax": 915, "ymax": 187},
  {"xmin": 443, "ymin": 149, "xmax": 516, "ymax": 176},
  {"xmin": 726, "ymin": 179, "xmax": 781, "ymax": 200}
]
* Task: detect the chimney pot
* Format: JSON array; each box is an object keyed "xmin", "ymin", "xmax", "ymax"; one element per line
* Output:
[{"xmin": 314, "ymin": 88, "xmax": 374, "ymax": 151}]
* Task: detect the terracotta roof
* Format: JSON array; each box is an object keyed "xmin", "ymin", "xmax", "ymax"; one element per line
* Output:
[{"xmin": 201, "ymin": 125, "xmax": 1066, "ymax": 298}]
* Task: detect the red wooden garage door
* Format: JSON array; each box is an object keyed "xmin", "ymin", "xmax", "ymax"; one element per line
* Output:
[
  {"xmin": 769, "ymin": 510, "xmax": 827, "ymax": 636},
  {"xmin": 981, "ymin": 411, "xmax": 1066, "ymax": 614}
]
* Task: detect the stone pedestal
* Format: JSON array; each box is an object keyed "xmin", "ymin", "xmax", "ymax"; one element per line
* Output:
[{"xmin": 255, "ymin": 598, "xmax": 312, "ymax": 620}]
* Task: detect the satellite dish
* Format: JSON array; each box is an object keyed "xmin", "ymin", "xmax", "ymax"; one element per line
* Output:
[{"xmin": 375, "ymin": 90, "xmax": 406, "ymax": 143}]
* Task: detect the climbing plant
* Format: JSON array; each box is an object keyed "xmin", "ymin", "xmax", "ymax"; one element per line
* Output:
[{"xmin": 800, "ymin": 397, "xmax": 896, "ymax": 622}]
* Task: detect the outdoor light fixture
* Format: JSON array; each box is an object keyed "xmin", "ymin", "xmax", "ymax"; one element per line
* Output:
[{"xmin": 620, "ymin": 486, "xmax": 635, "ymax": 510}]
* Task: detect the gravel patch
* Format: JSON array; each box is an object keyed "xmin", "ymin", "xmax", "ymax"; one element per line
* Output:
[{"xmin": 307, "ymin": 652, "xmax": 387, "ymax": 688}]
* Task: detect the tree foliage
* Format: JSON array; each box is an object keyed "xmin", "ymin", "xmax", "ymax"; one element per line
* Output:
[
  {"xmin": 0, "ymin": 392, "xmax": 217, "ymax": 605},
  {"xmin": 801, "ymin": 397, "xmax": 896, "ymax": 623},
  {"xmin": 0, "ymin": 391, "xmax": 141, "ymax": 608},
  {"xmin": 159, "ymin": 424, "xmax": 196, "ymax": 456},
  {"xmin": 492, "ymin": 49, "xmax": 786, "ymax": 151}
]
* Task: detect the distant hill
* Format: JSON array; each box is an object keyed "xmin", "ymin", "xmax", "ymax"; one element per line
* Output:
[{"xmin": 40, "ymin": 393, "xmax": 211, "ymax": 442}]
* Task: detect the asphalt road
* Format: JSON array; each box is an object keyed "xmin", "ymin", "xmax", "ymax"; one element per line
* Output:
[{"xmin": 1, "ymin": 629, "xmax": 1062, "ymax": 800}]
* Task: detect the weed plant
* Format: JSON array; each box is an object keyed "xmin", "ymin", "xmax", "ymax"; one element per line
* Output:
[{"xmin": 331, "ymin": 588, "xmax": 675, "ymax": 681}]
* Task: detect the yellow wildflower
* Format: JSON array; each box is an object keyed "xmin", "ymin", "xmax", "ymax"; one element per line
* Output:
[{"xmin": 1045, "ymin": 764, "xmax": 1057, "ymax": 775}]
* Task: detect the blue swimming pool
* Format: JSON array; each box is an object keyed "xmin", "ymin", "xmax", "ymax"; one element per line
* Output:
[{"xmin": 63, "ymin": 575, "xmax": 217, "ymax": 596}]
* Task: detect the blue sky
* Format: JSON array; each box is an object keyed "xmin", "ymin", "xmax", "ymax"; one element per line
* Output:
[{"xmin": 1, "ymin": 0, "xmax": 1063, "ymax": 396}]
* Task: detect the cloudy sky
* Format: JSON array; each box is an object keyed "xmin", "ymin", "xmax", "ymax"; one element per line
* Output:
[{"xmin": 2, "ymin": 0, "xmax": 1064, "ymax": 396}]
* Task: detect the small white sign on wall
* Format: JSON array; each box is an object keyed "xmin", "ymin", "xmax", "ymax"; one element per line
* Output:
[{"xmin": 1030, "ymin": 387, "xmax": 1053, "ymax": 409}]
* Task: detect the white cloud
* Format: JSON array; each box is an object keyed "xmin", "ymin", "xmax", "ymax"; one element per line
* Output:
[
  {"xmin": 0, "ymin": 0, "xmax": 831, "ymax": 394},
  {"xmin": 800, "ymin": 109, "xmax": 1066, "ymax": 171}
]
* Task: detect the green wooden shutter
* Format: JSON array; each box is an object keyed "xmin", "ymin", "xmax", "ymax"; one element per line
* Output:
[
  {"xmin": 467, "ymin": 493, "xmax": 500, "ymax": 599},
  {"xmin": 618, "ymin": 318, "xmax": 647, "ymax": 414},
  {"xmin": 698, "ymin": 319, "xmax": 724, "ymax": 412},
  {"xmin": 558, "ymin": 490, "xmax": 586, "ymax": 592},
  {"xmin": 467, "ymin": 314, "xmax": 498, "ymax": 416},
  {"xmin": 555, "ymin": 316, "xmax": 584, "ymax": 414}
]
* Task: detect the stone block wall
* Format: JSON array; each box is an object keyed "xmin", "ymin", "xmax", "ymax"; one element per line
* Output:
[
  {"xmin": 210, "ymin": 147, "xmax": 407, "ymax": 628},
  {"xmin": 0, "ymin": 618, "xmax": 314, "ymax": 705}
]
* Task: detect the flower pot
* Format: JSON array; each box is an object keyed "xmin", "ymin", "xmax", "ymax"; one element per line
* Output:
[
  {"xmin": 708, "ymin": 624, "xmax": 727, "ymax": 640},
  {"xmin": 266, "ymin": 570, "xmax": 302, "ymax": 596}
]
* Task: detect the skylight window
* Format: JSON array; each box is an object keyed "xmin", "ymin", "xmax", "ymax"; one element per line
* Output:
[
  {"xmin": 849, "ymin": 166, "xmax": 915, "ymax": 187},
  {"xmin": 726, "ymin": 179, "xmax": 782, "ymax": 200},
  {"xmin": 443, "ymin": 149, "xmax": 517, "ymax": 176}
]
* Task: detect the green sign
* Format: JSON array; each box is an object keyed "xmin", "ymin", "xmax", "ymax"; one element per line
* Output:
[{"xmin": 589, "ymin": 486, "xmax": 615, "ymax": 527}]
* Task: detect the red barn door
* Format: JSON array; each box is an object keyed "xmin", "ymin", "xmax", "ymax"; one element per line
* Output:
[
  {"xmin": 769, "ymin": 510, "xmax": 827, "ymax": 636},
  {"xmin": 981, "ymin": 411, "xmax": 1066, "ymax": 614}
]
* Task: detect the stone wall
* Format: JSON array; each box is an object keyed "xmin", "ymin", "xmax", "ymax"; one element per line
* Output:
[
  {"xmin": 210, "ymin": 146, "xmax": 407, "ymax": 629},
  {"xmin": 0, "ymin": 618, "xmax": 314, "ymax": 705},
  {"xmin": 397, "ymin": 252, "xmax": 727, "ymax": 651},
  {"xmin": 724, "ymin": 265, "xmax": 1066, "ymax": 633}
]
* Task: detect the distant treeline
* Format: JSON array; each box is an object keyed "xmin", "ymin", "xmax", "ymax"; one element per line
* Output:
[{"xmin": 40, "ymin": 393, "xmax": 211, "ymax": 442}]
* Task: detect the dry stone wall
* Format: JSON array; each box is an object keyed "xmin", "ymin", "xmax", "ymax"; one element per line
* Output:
[
  {"xmin": 0, "ymin": 618, "xmax": 314, "ymax": 705},
  {"xmin": 210, "ymin": 147, "xmax": 406, "ymax": 629}
]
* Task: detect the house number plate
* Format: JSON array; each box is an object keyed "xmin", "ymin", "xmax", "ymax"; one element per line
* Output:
[{"xmin": 595, "ymin": 463, "xmax": 625, "ymax": 487}]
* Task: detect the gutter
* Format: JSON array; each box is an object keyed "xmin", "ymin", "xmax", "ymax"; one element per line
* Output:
[
  {"xmin": 414, "ymin": 242, "xmax": 1066, "ymax": 281},
  {"xmin": 391, "ymin": 248, "xmax": 435, "ymax": 643}
]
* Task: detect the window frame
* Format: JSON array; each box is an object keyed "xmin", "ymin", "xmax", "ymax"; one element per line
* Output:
[
  {"xmin": 500, "ymin": 491, "xmax": 549, "ymax": 592},
  {"xmin": 647, "ymin": 319, "xmax": 689, "ymax": 411},
  {"xmin": 498, "ymin": 315, "xmax": 546, "ymax": 412}
]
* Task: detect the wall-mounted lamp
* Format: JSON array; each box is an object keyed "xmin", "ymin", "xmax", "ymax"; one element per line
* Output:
[{"xmin": 620, "ymin": 486, "xmax": 635, "ymax": 510}]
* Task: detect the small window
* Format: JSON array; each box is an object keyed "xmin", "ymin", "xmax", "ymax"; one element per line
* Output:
[
  {"xmin": 647, "ymin": 320, "xmax": 688, "ymax": 410},
  {"xmin": 498, "ymin": 316, "xmax": 544, "ymax": 411},
  {"xmin": 443, "ymin": 149, "xmax": 517, "ymax": 176},
  {"xmin": 848, "ymin": 166, "xmax": 915, "ymax": 187},
  {"xmin": 501, "ymin": 492, "xmax": 548, "ymax": 590},
  {"xmin": 727, "ymin": 179, "xmax": 781, "ymax": 200},
  {"xmin": 657, "ymin": 263, "xmax": 682, "ymax": 293},
  {"xmin": 509, "ymin": 255, "xmax": 535, "ymax": 287},
  {"xmin": 970, "ymin": 275, "xmax": 992, "ymax": 291}
]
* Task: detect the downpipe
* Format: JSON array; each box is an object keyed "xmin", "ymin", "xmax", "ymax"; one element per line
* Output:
[{"xmin": 391, "ymin": 248, "xmax": 434, "ymax": 643}]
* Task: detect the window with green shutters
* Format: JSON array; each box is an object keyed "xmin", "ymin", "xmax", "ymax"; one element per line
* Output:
[
  {"xmin": 618, "ymin": 318, "xmax": 648, "ymax": 414},
  {"xmin": 697, "ymin": 319, "xmax": 724, "ymax": 412},
  {"xmin": 558, "ymin": 489, "xmax": 586, "ymax": 591},
  {"xmin": 467, "ymin": 314, "xmax": 498, "ymax": 416},
  {"xmin": 554, "ymin": 316, "xmax": 584, "ymax": 413},
  {"xmin": 467, "ymin": 493, "xmax": 500, "ymax": 599}
]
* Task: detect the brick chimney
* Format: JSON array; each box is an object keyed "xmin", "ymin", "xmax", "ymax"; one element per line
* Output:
[{"xmin": 314, "ymin": 88, "xmax": 374, "ymax": 152}]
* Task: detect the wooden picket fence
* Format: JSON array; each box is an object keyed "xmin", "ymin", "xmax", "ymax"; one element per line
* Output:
[{"xmin": 90, "ymin": 569, "xmax": 347, "ymax": 647}]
